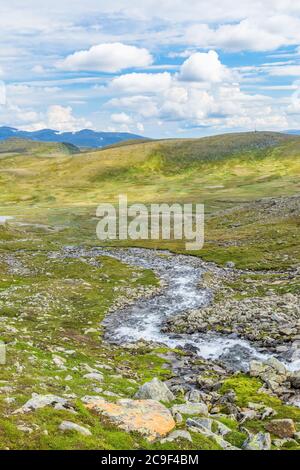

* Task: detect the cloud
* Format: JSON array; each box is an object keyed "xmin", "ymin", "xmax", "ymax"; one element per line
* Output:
[
  {"xmin": 111, "ymin": 112, "xmax": 132, "ymax": 124},
  {"xmin": 109, "ymin": 72, "xmax": 172, "ymax": 94},
  {"xmin": 32, "ymin": 65, "xmax": 46, "ymax": 74},
  {"xmin": 46, "ymin": 105, "xmax": 92, "ymax": 131},
  {"xmin": 21, "ymin": 105, "xmax": 92, "ymax": 132},
  {"xmin": 0, "ymin": 81, "xmax": 6, "ymax": 105},
  {"xmin": 178, "ymin": 50, "xmax": 233, "ymax": 82},
  {"xmin": 107, "ymin": 95, "xmax": 158, "ymax": 118},
  {"xmin": 57, "ymin": 43, "xmax": 153, "ymax": 73},
  {"xmin": 185, "ymin": 15, "xmax": 300, "ymax": 52},
  {"xmin": 266, "ymin": 65, "xmax": 300, "ymax": 76}
]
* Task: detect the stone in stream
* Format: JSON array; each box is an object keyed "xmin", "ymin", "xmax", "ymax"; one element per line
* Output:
[
  {"xmin": 59, "ymin": 421, "xmax": 92, "ymax": 436},
  {"xmin": 134, "ymin": 378, "xmax": 175, "ymax": 403},
  {"xmin": 265, "ymin": 419, "xmax": 296, "ymax": 438},
  {"xmin": 86, "ymin": 398, "xmax": 175, "ymax": 441},
  {"xmin": 219, "ymin": 345, "xmax": 256, "ymax": 372}
]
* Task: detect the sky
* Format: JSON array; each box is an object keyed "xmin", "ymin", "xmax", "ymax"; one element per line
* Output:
[{"xmin": 2, "ymin": 0, "xmax": 300, "ymax": 138}]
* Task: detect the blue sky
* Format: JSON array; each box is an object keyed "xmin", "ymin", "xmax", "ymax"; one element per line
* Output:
[{"xmin": 1, "ymin": 0, "xmax": 300, "ymax": 138}]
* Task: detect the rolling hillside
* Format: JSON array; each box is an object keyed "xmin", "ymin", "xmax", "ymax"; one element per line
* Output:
[
  {"xmin": 0, "ymin": 131, "xmax": 299, "ymax": 270},
  {"xmin": 0, "ymin": 137, "xmax": 80, "ymax": 156}
]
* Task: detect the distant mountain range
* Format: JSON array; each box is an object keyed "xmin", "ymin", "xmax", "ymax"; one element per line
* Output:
[{"xmin": 0, "ymin": 126, "xmax": 147, "ymax": 148}]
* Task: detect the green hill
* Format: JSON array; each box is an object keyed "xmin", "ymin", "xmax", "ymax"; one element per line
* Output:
[
  {"xmin": 0, "ymin": 131, "xmax": 299, "ymax": 269},
  {"xmin": 0, "ymin": 137, "xmax": 80, "ymax": 156}
]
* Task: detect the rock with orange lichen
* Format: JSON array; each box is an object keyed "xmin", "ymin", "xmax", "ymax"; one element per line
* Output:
[{"xmin": 86, "ymin": 398, "xmax": 176, "ymax": 441}]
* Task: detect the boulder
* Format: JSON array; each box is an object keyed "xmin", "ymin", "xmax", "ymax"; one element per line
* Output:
[
  {"xmin": 289, "ymin": 371, "xmax": 300, "ymax": 389},
  {"xmin": 83, "ymin": 372, "xmax": 103, "ymax": 383},
  {"xmin": 59, "ymin": 421, "xmax": 92, "ymax": 436},
  {"xmin": 134, "ymin": 378, "xmax": 175, "ymax": 403},
  {"xmin": 265, "ymin": 419, "xmax": 296, "ymax": 438},
  {"xmin": 186, "ymin": 417, "xmax": 213, "ymax": 432},
  {"xmin": 13, "ymin": 394, "xmax": 70, "ymax": 414},
  {"xmin": 187, "ymin": 420, "xmax": 239, "ymax": 450},
  {"xmin": 86, "ymin": 398, "xmax": 175, "ymax": 441},
  {"xmin": 243, "ymin": 432, "xmax": 271, "ymax": 450},
  {"xmin": 171, "ymin": 402, "xmax": 208, "ymax": 417}
]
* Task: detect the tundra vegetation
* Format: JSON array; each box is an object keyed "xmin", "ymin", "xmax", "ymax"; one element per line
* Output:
[{"xmin": 0, "ymin": 132, "xmax": 299, "ymax": 450}]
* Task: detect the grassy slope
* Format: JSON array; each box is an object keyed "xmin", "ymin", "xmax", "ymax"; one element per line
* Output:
[
  {"xmin": 0, "ymin": 131, "xmax": 299, "ymax": 269},
  {"xmin": 0, "ymin": 132, "xmax": 300, "ymax": 449}
]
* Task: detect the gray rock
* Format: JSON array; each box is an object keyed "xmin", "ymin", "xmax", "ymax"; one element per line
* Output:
[
  {"xmin": 172, "ymin": 402, "xmax": 208, "ymax": 416},
  {"xmin": 134, "ymin": 378, "xmax": 175, "ymax": 403},
  {"xmin": 83, "ymin": 372, "xmax": 103, "ymax": 383},
  {"xmin": 160, "ymin": 430, "xmax": 192, "ymax": 443},
  {"xmin": 289, "ymin": 371, "xmax": 300, "ymax": 389},
  {"xmin": 13, "ymin": 394, "xmax": 70, "ymax": 414},
  {"xmin": 214, "ymin": 421, "xmax": 231, "ymax": 436},
  {"xmin": 187, "ymin": 422, "xmax": 239, "ymax": 450},
  {"xmin": 17, "ymin": 425, "xmax": 34, "ymax": 434},
  {"xmin": 59, "ymin": 421, "xmax": 92, "ymax": 436},
  {"xmin": 186, "ymin": 417, "xmax": 212, "ymax": 432},
  {"xmin": 265, "ymin": 357, "xmax": 287, "ymax": 375},
  {"xmin": 243, "ymin": 432, "xmax": 271, "ymax": 450},
  {"xmin": 225, "ymin": 261, "xmax": 236, "ymax": 269},
  {"xmin": 185, "ymin": 389, "xmax": 203, "ymax": 403}
]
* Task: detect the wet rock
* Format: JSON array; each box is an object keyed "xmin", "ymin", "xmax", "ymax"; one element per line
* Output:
[
  {"xmin": 243, "ymin": 432, "xmax": 271, "ymax": 451},
  {"xmin": 265, "ymin": 419, "xmax": 296, "ymax": 438},
  {"xmin": 220, "ymin": 345, "xmax": 255, "ymax": 372},
  {"xmin": 86, "ymin": 398, "xmax": 175, "ymax": 441},
  {"xmin": 171, "ymin": 402, "xmax": 208, "ymax": 417},
  {"xmin": 160, "ymin": 430, "xmax": 192, "ymax": 443},
  {"xmin": 59, "ymin": 421, "xmax": 92, "ymax": 436},
  {"xmin": 134, "ymin": 378, "xmax": 175, "ymax": 403}
]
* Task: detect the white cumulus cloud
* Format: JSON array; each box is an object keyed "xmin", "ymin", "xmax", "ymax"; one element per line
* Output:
[
  {"xmin": 178, "ymin": 50, "xmax": 233, "ymax": 83},
  {"xmin": 57, "ymin": 43, "xmax": 153, "ymax": 73},
  {"xmin": 109, "ymin": 72, "xmax": 172, "ymax": 94}
]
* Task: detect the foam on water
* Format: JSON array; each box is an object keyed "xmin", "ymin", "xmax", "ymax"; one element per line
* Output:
[{"xmin": 99, "ymin": 248, "xmax": 276, "ymax": 370}]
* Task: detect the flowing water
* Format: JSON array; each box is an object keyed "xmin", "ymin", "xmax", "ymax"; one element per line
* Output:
[{"xmin": 99, "ymin": 248, "xmax": 277, "ymax": 372}]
